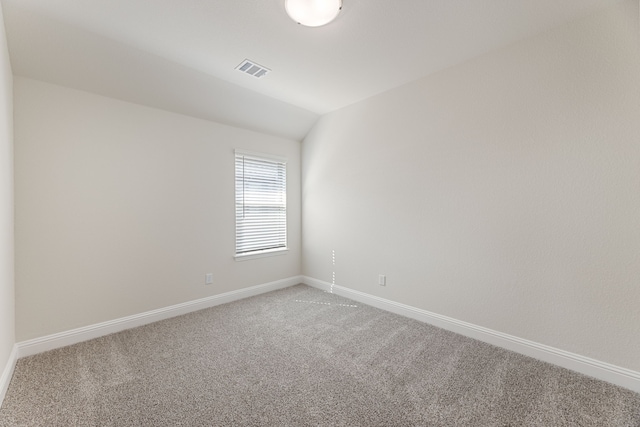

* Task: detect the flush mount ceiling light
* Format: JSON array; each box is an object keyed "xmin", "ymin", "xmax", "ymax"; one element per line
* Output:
[{"xmin": 285, "ymin": 0, "xmax": 342, "ymax": 27}]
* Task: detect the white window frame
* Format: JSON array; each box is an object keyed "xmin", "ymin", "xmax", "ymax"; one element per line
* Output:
[{"xmin": 234, "ymin": 150, "xmax": 288, "ymax": 261}]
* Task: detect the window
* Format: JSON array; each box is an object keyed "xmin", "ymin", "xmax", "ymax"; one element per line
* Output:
[{"xmin": 235, "ymin": 150, "xmax": 287, "ymax": 259}]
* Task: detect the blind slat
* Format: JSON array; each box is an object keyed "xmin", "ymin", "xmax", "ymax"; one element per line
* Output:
[{"xmin": 235, "ymin": 153, "xmax": 287, "ymax": 255}]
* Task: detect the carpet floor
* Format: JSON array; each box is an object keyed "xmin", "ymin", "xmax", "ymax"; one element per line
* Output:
[{"xmin": 0, "ymin": 284, "xmax": 639, "ymax": 426}]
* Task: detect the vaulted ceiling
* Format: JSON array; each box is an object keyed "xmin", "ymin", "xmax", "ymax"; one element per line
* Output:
[{"xmin": 1, "ymin": 0, "xmax": 625, "ymax": 140}]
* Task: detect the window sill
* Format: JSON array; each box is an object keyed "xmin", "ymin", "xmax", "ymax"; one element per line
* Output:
[{"xmin": 234, "ymin": 248, "xmax": 289, "ymax": 261}]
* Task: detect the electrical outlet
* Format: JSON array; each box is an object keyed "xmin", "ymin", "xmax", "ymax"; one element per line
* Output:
[
  {"xmin": 378, "ymin": 274, "xmax": 386, "ymax": 286},
  {"xmin": 205, "ymin": 273, "xmax": 213, "ymax": 285}
]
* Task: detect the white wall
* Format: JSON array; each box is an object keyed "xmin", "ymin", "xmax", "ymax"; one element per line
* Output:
[
  {"xmin": 14, "ymin": 78, "xmax": 301, "ymax": 341},
  {"xmin": 302, "ymin": 0, "xmax": 640, "ymax": 371},
  {"xmin": 0, "ymin": 1, "xmax": 15, "ymax": 381}
]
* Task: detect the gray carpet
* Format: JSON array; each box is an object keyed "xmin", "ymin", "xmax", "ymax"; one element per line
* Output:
[{"xmin": 1, "ymin": 284, "xmax": 639, "ymax": 426}]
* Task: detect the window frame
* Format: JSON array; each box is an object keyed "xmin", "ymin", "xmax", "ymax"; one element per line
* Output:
[{"xmin": 234, "ymin": 149, "xmax": 288, "ymax": 261}]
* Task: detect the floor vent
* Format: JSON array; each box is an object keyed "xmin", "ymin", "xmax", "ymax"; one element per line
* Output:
[{"xmin": 235, "ymin": 59, "xmax": 270, "ymax": 79}]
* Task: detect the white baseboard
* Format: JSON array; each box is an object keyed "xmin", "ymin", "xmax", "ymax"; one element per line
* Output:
[
  {"xmin": 302, "ymin": 276, "xmax": 640, "ymax": 393},
  {"xmin": 17, "ymin": 276, "xmax": 303, "ymax": 358},
  {"xmin": 0, "ymin": 344, "xmax": 18, "ymax": 408},
  {"xmin": 12, "ymin": 275, "xmax": 640, "ymax": 393}
]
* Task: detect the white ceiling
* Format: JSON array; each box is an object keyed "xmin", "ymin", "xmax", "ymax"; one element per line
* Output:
[{"xmin": 1, "ymin": 0, "xmax": 626, "ymax": 140}]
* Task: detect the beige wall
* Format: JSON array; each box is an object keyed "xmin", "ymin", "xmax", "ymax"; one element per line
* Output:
[
  {"xmin": 14, "ymin": 78, "xmax": 301, "ymax": 340},
  {"xmin": 0, "ymin": 2, "xmax": 14, "ymax": 375},
  {"xmin": 302, "ymin": 1, "xmax": 640, "ymax": 371}
]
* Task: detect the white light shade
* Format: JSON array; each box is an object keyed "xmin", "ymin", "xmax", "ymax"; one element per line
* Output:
[{"xmin": 285, "ymin": 0, "xmax": 342, "ymax": 27}]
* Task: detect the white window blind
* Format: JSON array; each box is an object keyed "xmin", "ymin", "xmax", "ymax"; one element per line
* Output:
[{"xmin": 235, "ymin": 151, "xmax": 287, "ymax": 256}]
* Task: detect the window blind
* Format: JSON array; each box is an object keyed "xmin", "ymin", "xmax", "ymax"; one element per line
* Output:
[{"xmin": 235, "ymin": 152, "xmax": 287, "ymax": 255}]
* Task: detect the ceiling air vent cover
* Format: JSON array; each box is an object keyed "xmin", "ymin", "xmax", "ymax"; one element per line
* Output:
[{"xmin": 235, "ymin": 59, "xmax": 271, "ymax": 79}]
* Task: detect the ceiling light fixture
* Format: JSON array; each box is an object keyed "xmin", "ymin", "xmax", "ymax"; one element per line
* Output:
[{"xmin": 285, "ymin": 0, "xmax": 342, "ymax": 27}]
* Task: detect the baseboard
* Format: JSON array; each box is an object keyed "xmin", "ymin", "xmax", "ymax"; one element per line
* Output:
[
  {"xmin": 0, "ymin": 344, "xmax": 18, "ymax": 408},
  {"xmin": 17, "ymin": 276, "xmax": 303, "ymax": 358},
  {"xmin": 302, "ymin": 276, "xmax": 640, "ymax": 393}
]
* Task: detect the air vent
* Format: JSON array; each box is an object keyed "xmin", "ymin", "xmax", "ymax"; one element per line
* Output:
[{"xmin": 235, "ymin": 59, "xmax": 270, "ymax": 79}]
